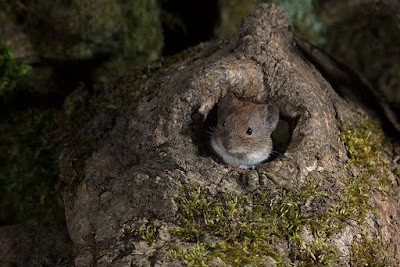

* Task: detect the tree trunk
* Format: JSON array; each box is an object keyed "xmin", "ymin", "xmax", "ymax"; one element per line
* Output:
[{"xmin": 59, "ymin": 4, "xmax": 400, "ymax": 266}]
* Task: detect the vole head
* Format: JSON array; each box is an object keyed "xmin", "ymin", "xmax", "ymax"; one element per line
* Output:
[{"xmin": 212, "ymin": 93, "xmax": 279, "ymax": 154}]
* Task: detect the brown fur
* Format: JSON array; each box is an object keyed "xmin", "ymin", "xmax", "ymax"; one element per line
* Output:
[{"xmin": 211, "ymin": 93, "xmax": 279, "ymax": 168}]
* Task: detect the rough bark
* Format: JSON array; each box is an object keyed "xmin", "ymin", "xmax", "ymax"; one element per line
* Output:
[{"xmin": 58, "ymin": 4, "xmax": 400, "ymax": 266}]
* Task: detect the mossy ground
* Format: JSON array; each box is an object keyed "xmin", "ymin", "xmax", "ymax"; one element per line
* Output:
[{"xmin": 166, "ymin": 182, "xmax": 340, "ymax": 266}]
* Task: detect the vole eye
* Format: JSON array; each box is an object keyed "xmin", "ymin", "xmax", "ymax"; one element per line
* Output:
[
  {"xmin": 246, "ymin": 127, "xmax": 252, "ymax": 135},
  {"xmin": 222, "ymin": 120, "xmax": 226, "ymax": 127}
]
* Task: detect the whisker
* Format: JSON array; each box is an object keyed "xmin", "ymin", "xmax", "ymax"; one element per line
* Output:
[
  {"xmin": 270, "ymin": 150, "xmax": 283, "ymax": 156},
  {"xmin": 205, "ymin": 127, "xmax": 218, "ymax": 135}
]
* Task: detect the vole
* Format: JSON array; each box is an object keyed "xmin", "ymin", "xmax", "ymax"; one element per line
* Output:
[{"xmin": 211, "ymin": 93, "xmax": 279, "ymax": 169}]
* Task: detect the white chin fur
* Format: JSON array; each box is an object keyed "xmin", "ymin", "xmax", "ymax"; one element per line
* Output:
[{"xmin": 211, "ymin": 139, "xmax": 271, "ymax": 168}]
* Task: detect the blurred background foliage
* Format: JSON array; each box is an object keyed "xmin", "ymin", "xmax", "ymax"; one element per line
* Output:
[
  {"xmin": 0, "ymin": 39, "xmax": 30, "ymax": 97},
  {"xmin": 0, "ymin": 0, "xmax": 399, "ymax": 231}
]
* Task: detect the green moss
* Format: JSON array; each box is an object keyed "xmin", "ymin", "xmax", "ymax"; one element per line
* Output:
[
  {"xmin": 339, "ymin": 118, "xmax": 384, "ymax": 168},
  {"xmin": 349, "ymin": 231, "xmax": 392, "ymax": 266},
  {"xmin": 335, "ymin": 176, "xmax": 371, "ymax": 222},
  {"xmin": 339, "ymin": 116, "xmax": 394, "ymax": 195},
  {"xmin": 131, "ymin": 222, "xmax": 164, "ymax": 246},
  {"xmin": 168, "ymin": 184, "xmax": 280, "ymax": 265},
  {"xmin": 167, "ymin": 177, "xmax": 377, "ymax": 265},
  {"xmin": 167, "ymin": 243, "xmax": 212, "ymax": 267},
  {"xmin": 0, "ymin": 38, "xmax": 31, "ymax": 97},
  {"xmin": 167, "ymin": 183, "xmax": 340, "ymax": 266},
  {"xmin": 269, "ymin": 184, "xmax": 340, "ymax": 265}
]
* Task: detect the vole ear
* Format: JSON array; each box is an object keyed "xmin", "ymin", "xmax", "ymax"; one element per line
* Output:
[
  {"xmin": 259, "ymin": 104, "xmax": 279, "ymax": 130},
  {"xmin": 219, "ymin": 93, "xmax": 239, "ymax": 110}
]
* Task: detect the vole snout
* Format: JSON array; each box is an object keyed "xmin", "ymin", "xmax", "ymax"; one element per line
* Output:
[{"xmin": 222, "ymin": 139, "xmax": 233, "ymax": 151}]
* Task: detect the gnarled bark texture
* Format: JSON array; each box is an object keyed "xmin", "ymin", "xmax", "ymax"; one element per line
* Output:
[{"xmin": 58, "ymin": 4, "xmax": 400, "ymax": 266}]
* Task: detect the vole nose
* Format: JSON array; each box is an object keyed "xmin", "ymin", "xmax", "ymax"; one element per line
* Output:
[{"xmin": 223, "ymin": 140, "xmax": 233, "ymax": 151}]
